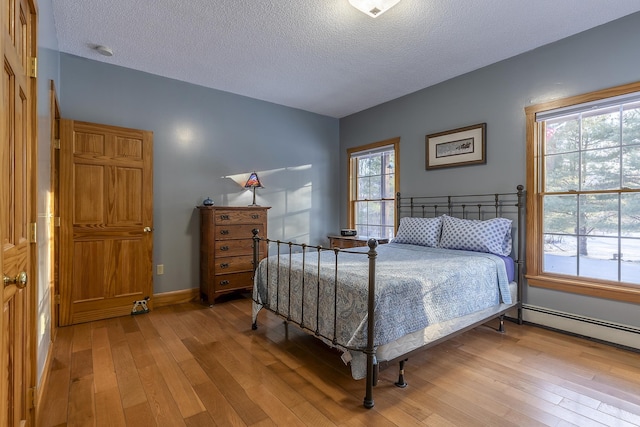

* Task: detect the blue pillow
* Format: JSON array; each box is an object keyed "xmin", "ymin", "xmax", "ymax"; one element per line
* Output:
[
  {"xmin": 439, "ymin": 215, "xmax": 512, "ymax": 256},
  {"xmin": 391, "ymin": 217, "xmax": 442, "ymax": 247}
]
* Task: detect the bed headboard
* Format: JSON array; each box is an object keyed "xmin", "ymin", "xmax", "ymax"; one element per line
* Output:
[
  {"xmin": 395, "ymin": 185, "xmax": 526, "ymax": 288},
  {"xmin": 395, "ymin": 185, "xmax": 524, "ymax": 225}
]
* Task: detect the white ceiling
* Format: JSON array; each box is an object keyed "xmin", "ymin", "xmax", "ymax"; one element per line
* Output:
[{"xmin": 49, "ymin": 0, "xmax": 640, "ymax": 118}]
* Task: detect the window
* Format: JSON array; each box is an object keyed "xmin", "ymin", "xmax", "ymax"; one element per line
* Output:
[
  {"xmin": 347, "ymin": 137, "xmax": 399, "ymax": 239},
  {"xmin": 525, "ymin": 82, "xmax": 640, "ymax": 303}
]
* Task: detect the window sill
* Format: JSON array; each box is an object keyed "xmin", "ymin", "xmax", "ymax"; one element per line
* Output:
[{"xmin": 526, "ymin": 274, "xmax": 640, "ymax": 304}]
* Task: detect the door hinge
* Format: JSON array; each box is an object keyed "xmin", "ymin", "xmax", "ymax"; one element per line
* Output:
[
  {"xmin": 29, "ymin": 222, "xmax": 37, "ymax": 243},
  {"xmin": 54, "ymin": 217, "xmax": 61, "ymax": 227},
  {"xmin": 54, "ymin": 294, "xmax": 60, "ymax": 305},
  {"xmin": 28, "ymin": 386, "xmax": 36, "ymax": 409},
  {"xmin": 53, "ymin": 139, "xmax": 61, "ymax": 149},
  {"xmin": 28, "ymin": 57, "xmax": 37, "ymax": 78}
]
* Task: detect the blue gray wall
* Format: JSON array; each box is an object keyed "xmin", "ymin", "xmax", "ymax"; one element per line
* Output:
[
  {"xmin": 58, "ymin": 54, "xmax": 340, "ymax": 294},
  {"xmin": 340, "ymin": 12, "xmax": 640, "ymax": 330}
]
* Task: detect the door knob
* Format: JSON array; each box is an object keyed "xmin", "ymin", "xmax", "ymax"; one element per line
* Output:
[
  {"xmin": 4, "ymin": 271, "xmax": 28, "ymax": 289},
  {"xmin": 143, "ymin": 227, "xmax": 153, "ymax": 233}
]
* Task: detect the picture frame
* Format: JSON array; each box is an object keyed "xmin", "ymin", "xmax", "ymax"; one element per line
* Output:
[{"xmin": 425, "ymin": 123, "xmax": 486, "ymax": 169}]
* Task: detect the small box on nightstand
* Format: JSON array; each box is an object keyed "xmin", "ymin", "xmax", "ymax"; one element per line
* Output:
[{"xmin": 340, "ymin": 229, "xmax": 357, "ymax": 236}]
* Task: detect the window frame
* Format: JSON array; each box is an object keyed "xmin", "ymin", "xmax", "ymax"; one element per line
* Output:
[
  {"xmin": 525, "ymin": 81, "xmax": 640, "ymax": 304},
  {"xmin": 347, "ymin": 137, "xmax": 400, "ymax": 238}
]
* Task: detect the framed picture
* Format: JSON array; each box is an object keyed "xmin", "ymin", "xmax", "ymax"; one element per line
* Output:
[{"xmin": 426, "ymin": 123, "xmax": 486, "ymax": 169}]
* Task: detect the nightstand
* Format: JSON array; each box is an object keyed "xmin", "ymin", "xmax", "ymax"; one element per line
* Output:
[{"xmin": 328, "ymin": 235, "xmax": 389, "ymax": 249}]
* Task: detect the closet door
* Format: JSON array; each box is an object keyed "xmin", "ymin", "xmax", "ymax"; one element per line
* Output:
[{"xmin": 1, "ymin": 0, "xmax": 37, "ymax": 424}]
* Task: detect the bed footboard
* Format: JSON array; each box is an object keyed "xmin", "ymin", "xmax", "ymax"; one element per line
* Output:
[{"xmin": 251, "ymin": 230, "xmax": 379, "ymax": 408}]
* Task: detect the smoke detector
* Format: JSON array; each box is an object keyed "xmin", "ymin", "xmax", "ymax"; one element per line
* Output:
[{"xmin": 94, "ymin": 45, "xmax": 114, "ymax": 57}]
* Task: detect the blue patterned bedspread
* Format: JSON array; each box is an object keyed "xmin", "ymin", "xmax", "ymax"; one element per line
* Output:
[{"xmin": 252, "ymin": 243, "xmax": 510, "ymax": 371}]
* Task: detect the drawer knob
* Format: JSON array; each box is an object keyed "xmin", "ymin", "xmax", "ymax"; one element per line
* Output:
[
  {"xmin": 220, "ymin": 229, "xmax": 229, "ymax": 235},
  {"xmin": 220, "ymin": 214, "xmax": 230, "ymax": 220},
  {"xmin": 220, "ymin": 280, "xmax": 230, "ymax": 286},
  {"xmin": 251, "ymin": 214, "xmax": 260, "ymax": 219},
  {"xmin": 220, "ymin": 246, "xmax": 229, "ymax": 251},
  {"xmin": 220, "ymin": 263, "xmax": 229, "ymax": 269}
]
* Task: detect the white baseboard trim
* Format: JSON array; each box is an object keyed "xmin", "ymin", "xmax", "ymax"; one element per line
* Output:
[{"xmin": 522, "ymin": 305, "xmax": 640, "ymax": 351}]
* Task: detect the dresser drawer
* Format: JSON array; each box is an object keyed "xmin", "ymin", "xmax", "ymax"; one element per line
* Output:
[
  {"xmin": 215, "ymin": 224, "xmax": 260, "ymax": 240},
  {"xmin": 213, "ymin": 271, "xmax": 254, "ymax": 293},
  {"xmin": 214, "ymin": 239, "xmax": 267, "ymax": 257},
  {"xmin": 330, "ymin": 237, "xmax": 363, "ymax": 248},
  {"xmin": 214, "ymin": 210, "xmax": 267, "ymax": 225},
  {"xmin": 214, "ymin": 255, "xmax": 254, "ymax": 274}
]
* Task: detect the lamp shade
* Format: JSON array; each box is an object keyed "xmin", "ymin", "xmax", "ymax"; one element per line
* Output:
[
  {"xmin": 244, "ymin": 171, "xmax": 263, "ymax": 188},
  {"xmin": 348, "ymin": 0, "xmax": 401, "ymax": 18}
]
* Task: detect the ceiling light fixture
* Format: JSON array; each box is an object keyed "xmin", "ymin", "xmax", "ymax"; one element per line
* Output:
[
  {"xmin": 349, "ymin": 0, "xmax": 401, "ymax": 18},
  {"xmin": 94, "ymin": 45, "xmax": 114, "ymax": 57}
]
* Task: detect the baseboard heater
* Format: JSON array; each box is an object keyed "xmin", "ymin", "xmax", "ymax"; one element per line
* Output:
[{"xmin": 521, "ymin": 304, "xmax": 640, "ymax": 352}]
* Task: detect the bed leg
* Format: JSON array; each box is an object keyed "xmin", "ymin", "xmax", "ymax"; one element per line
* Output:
[
  {"xmin": 363, "ymin": 350, "xmax": 375, "ymax": 409},
  {"xmin": 363, "ymin": 350, "xmax": 378, "ymax": 409},
  {"xmin": 498, "ymin": 314, "xmax": 505, "ymax": 333},
  {"xmin": 373, "ymin": 363, "xmax": 379, "ymax": 386},
  {"xmin": 395, "ymin": 359, "xmax": 408, "ymax": 388}
]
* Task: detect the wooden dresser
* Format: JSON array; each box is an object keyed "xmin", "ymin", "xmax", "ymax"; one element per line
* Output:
[{"xmin": 198, "ymin": 206, "xmax": 269, "ymax": 305}]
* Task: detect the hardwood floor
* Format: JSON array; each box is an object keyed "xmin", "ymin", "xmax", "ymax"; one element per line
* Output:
[{"xmin": 38, "ymin": 296, "xmax": 640, "ymax": 426}]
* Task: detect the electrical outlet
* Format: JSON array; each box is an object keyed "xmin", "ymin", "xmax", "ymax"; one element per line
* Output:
[{"xmin": 157, "ymin": 264, "xmax": 164, "ymax": 275}]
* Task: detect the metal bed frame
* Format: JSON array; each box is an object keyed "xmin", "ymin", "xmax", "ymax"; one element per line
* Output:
[{"xmin": 251, "ymin": 185, "xmax": 525, "ymax": 409}]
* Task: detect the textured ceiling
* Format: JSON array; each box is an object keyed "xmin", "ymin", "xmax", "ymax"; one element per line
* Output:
[{"xmin": 49, "ymin": 0, "xmax": 640, "ymax": 118}]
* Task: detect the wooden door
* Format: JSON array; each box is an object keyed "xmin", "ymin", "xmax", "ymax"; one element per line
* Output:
[
  {"xmin": 59, "ymin": 120, "xmax": 153, "ymax": 326},
  {"xmin": 1, "ymin": 0, "xmax": 37, "ymax": 425}
]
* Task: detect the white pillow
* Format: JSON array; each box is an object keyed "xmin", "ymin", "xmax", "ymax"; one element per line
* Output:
[
  {"xmin": 391, "ymin": 217, "xmax": 442, "ymax": 247},
  {"xmin": 439, "ymin": 215, "xmax": 512, "ymax": 256}
]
